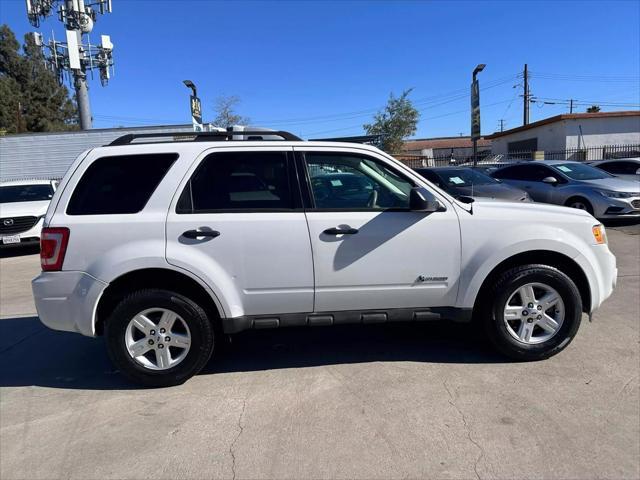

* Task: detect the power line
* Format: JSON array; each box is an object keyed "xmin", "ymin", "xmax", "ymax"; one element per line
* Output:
[
  {"xmin": 301, "ymin": 98, "xmax": 514, "ymax": 138},
  {"xmin": 254, "ymin": 75, "xmax": 518, "ymax": 126}
]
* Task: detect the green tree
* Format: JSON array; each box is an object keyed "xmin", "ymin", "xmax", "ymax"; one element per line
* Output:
[
  {"xmin": 211, "ymin": 95, "xmax": 251, "ymax": 128},
  {"xmin": 0, "ymin": 24, "xmax": 77, "ymax": 134},
  {"xmin": 586, "ymin": 105, "xmax": 601, "ymax": 113},
  {"xmin": 363, "ymin": 89, "xmax": 420, "ymax": 153}
]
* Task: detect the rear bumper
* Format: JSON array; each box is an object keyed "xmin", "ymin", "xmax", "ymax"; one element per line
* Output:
[{"xmin": 32, "ymin": 271, "xmax": 108, "ymax": 337}]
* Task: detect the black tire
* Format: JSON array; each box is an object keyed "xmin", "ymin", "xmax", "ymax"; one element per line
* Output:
[
  {"xmin": 482, "ymin": 264, "xmax": 582, "ymax": 361},
  {"xmin": 565, "ymin": 196, "xmax": 594, "ymax": 215},
  {"xmin": 105, "ymin": 289, "xmax": 215, "ymax": 387}
]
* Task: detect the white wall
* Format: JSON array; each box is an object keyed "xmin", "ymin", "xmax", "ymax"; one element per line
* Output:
[
  {"xmin": 490, "ymin": 121, "xmax": 567, "ymax": 154},
  {"xmin": 564, "ymin": 116, "xmax": 640, "ymax": 148},
  {"xmin": 491, "ymin": 115, "xmax": 640, "ymax": 154}
]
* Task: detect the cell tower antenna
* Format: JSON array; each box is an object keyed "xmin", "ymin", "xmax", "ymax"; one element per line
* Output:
[{"xmin": 26, "ymin": 0, "xmax": 115, "ymax": 129}]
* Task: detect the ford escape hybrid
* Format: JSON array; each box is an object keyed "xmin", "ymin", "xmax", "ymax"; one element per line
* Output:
[{"xmin": 32, "ymin": 130, "xmax": 617, "ymax": 386}]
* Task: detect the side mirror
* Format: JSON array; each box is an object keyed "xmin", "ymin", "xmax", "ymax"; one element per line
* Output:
[
  {"xmin": 410, "ymin": 187, "xmax": 442, "ymax": 212},
  {"xmin": 542, "ymin": 176, "xmax": 558, "ymax": 185}
]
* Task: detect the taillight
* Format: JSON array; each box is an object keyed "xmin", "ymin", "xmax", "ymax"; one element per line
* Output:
[{"xmin": 40, "ymin": 227, "xmax": 70, "ymax": 271}]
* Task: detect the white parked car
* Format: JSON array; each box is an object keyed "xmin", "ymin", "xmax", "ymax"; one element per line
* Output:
[
  {"xmin": 32, "ymin": 131, "xmax": 617, "ymax": 386},
  {"xmin": 0, "ymin": 179, "xmax": 57, "ymax": 247}
]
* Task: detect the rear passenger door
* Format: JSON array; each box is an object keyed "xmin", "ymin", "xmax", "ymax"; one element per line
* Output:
[
  {"xmin": 493, "ymin": 164, "xmax": 557, "ymax": 202},
  {"xmin": 166, "ymin": 148, "xmax": 314, "ymax": 318}
]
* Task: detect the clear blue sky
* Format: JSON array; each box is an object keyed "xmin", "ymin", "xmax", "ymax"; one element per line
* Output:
[{"xmin": 2, "ymin": 0, "xmax": 639, "ymax": 138}]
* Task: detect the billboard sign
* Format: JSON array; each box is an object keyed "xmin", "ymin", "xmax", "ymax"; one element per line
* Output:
[
  {"xmin": 190, "ymin": 95, "xmax": 203, "ymax": 132},
  {"xmin": 470, "ymin": 79, "xmax": 481, "ymax": 140}
]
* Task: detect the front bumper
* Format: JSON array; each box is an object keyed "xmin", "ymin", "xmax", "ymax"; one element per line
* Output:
[
  {"xmin": 0, "ymin": 217, "xmax": 43, "ymax": 246},
  {"xmin": 32, "ymin": 271, "xmax": 108, "ymax": 337},
  {"xmin": 582, "ymin": 244, "xmax": 618, "ymax": 314},
  {"xmin": 593, "ymin": 196, "xmax": 640, "ymax": 219}
]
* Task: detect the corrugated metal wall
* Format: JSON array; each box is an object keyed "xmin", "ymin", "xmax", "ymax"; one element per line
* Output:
[{"xmin": 0, "ymin": 125, "xmax": 193, "ymax": 181}]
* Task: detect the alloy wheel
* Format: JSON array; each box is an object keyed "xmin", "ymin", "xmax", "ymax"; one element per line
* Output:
[
  {"xmin": 124, "ymin": 307, "xmax": 192, "ymax": 370},
  {"xmin": 503, "ymin": 282, "xmax": 565, "ymax": 344}
]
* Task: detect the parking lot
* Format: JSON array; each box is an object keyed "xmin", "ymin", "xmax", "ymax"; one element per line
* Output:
[{"xmin": 0, "ymin": 224, "xmax": 638, "ymax": 480}]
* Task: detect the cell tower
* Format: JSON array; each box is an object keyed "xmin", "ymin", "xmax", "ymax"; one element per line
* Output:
[{"xmin": 26, "ymin": 0, "xmax": 115, "ymax": 130}]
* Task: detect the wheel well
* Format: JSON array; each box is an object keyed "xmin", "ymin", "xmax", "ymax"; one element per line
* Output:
[
  {"xmin": 565, "ymin": 196, "xmax": 592, "ymax": 207},
  {"xmin": 95, "ymin": 268, "xmax": 222, "ymax": 336},
  {"xmin": 474, "ymin": 250, "xmax": 591, "ymax": 314}
]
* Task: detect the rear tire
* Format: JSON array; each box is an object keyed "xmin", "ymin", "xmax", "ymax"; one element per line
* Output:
[
  {"xmin": 105, "ymin": 289, "xmax": 214, "ymax": 387},
  {"xmin": 565, "ymin": 197, "xmax": 594, "ymax": 215},
  {"xmin": 482, "ymin": 264, "xmax": 582, "ymax": 361}
]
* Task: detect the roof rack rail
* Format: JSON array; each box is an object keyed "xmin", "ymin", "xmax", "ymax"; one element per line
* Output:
[
  {"xmin": 107, "ymin": 130, "xmax": 302, "ymax": 146},
  {"xmin": 309, "ymin": 134, "xmax": 381, "ymax": 144}
]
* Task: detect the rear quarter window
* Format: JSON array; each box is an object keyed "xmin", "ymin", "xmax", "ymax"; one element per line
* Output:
[{"xmin": 66, "ymin": 153, "xmax": 178, "ymax": 215}]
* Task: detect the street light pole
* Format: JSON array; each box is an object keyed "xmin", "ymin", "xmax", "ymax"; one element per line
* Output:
[
  {"xmin": 183, "ymin": 79, "xmax": 197, "ymax": 98},
  {"xmin": 183, "ymin": 80, "xmax": 203, "ymax": 131},
  {"xmin": 471, "ymin": 64, "xmax": 486, "ymax": 166}
]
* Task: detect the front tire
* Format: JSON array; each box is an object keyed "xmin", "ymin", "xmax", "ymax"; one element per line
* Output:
[
  {"xmin": 483, "ymin": 265, "xmax": 582, "ymax": 361},
  {"xmin": 565, "ymin": 197, "xmax": 594, "ymax": 215},
  {"xmin": 105, "ymin": 289, "xmax": 214, "ymax": 387}
]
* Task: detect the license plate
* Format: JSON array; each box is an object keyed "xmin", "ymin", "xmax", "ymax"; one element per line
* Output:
[{"xmin": 1, "ymin": 235, "xmax": 21, "ymax": 245}]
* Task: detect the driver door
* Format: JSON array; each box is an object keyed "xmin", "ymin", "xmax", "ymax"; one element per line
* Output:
[{"xmin": 295, "ymin": 147, "xmax": 461, "ymax": 313}]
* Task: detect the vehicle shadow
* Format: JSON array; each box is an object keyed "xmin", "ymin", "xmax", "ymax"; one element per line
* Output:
[
  {"xmin": 0, "ymin": 316, "xmax": 505, "ymax": 391},
  {"xmin": 0, "ymin": 244, "xmax": 40, "ymax": 258}
]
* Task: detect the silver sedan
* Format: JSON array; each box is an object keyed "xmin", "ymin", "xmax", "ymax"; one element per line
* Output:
[{"xmin": 491, "ymin": 161, "xmax": 640, "ymax": 219}]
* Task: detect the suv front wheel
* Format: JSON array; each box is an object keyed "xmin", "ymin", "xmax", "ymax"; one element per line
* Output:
[
  {"xmin": 105, "ymin": 289, "xmax": 215, "ymax": 387},
  {"xmin": 483, "ymin": 265, "xmax": 583, "ymax": 361}
]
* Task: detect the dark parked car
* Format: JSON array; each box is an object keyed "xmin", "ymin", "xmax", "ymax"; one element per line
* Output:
[
  {"xmin": 587, "ymin": 158, "xmax": 640, "ymax": 182},
  {"xmin": 414, "ymin": 167, "xmax": 531, "ymax": 202}
]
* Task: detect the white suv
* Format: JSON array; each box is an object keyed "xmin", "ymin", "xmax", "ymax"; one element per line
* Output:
[{"xmin": 32, "ymin": 131, "xmax": 618, "ymax": 386}]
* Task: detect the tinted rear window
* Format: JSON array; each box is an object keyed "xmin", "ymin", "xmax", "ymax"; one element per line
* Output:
[
  {"xmin": 67, "ymin": 154, "xmax": 178, "ymax": 215},
  {"xmin": 177, "ymin": 151, "xmax": 293, "ymax": 213}
]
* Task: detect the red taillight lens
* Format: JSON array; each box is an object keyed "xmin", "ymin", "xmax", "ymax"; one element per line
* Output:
[{"xmin": 40, "ymin": 227, "xmax": 70, "ymax": 271}]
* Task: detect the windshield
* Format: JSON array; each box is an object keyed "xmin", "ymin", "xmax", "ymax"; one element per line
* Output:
[
  {"xmin": 552, "ymin": 163, "xmax": 611, "ymax": 180},
  {"xmin": 0, "ymin": 184, "xmax": 54, "ymax": 203},
  {"xmin": 435, "ymin": 168, "xmax": 499, "ymax": 187}
]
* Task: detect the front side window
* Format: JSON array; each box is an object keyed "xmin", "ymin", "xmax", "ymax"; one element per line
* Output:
[
  {"xmin": 178, "ymin": 151, "xmax": 293, "ymax": 213},
  {"xmin": 304, "ymin": 153, "xmax": 413, "ymax": 210},
  {"xmin": 67, "ymin": 153, "xmax": 178, "ymax": 215},
  {"xmin": 0, "ymin": 184, "xmax": 53, "ymax": 203}
]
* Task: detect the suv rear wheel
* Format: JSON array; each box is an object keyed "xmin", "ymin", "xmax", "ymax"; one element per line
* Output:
[
  {"xmin": 105, "ymin": 289, "xmax": 214, "ymax": 387},
  {"xmin": 483, "ymin": 265, "xmax": 582, "ymax": 360}
]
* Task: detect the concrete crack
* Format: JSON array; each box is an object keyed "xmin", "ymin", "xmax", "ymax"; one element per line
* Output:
[
  {"xmin": 229, "ymin": 397, "xmax": 247, "ymax": 480},
  {"xmin": 444, "ymin": 381, "xmax": 485, "ymax": 480}
]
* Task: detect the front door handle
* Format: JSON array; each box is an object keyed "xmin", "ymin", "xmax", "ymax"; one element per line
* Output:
[
  {"xmin": 323, "ymin": 227, "xmax": 359, "ymax": 235},
  {"xmin": 182, "ymin": 229, "xmax": 220, "ymax": 239}
]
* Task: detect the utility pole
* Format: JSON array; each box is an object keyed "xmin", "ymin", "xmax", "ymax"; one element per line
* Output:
[
  {"xmin": 523, "ymin": 63, "xmax": 530, "ymax": 125},
  {"xmin": 499, "ymin": 119, "xmax": 505, "ymax": 132},
  {"xmin": 569, "ymin": 98, "xmax": 574, "ymax": 114},
  {"xmin": 26, "ymin": 0, "xmax": 114, "ymax": 130}
]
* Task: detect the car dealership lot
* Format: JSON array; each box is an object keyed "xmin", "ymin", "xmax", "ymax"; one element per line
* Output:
[{"xmin": 1, "ymin": 225, "xmax": 638, "ymax": 480}]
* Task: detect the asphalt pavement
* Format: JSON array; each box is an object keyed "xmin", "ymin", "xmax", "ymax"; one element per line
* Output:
[{"xmin": 0, "ymin": 225, "xmax": 638, "ymax": 480}]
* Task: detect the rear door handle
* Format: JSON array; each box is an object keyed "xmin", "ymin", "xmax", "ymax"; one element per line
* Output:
[
  {"xmin": 323, "ymin": 227, "xmax": 359, "ymax": 235},
  {"xmin": 182, "ymin": 229, "xmax": 220, "ymax": 239}
]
